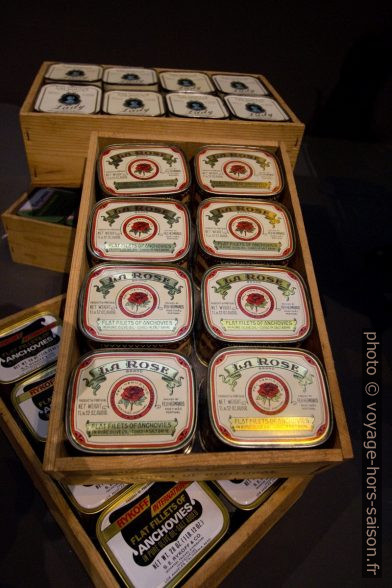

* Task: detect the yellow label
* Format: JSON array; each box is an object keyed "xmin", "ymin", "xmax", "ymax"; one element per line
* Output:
[
  {"xmin": 221, "ymin": 319, "xmax": 297, "ymax": 331},
  {"xmin": 229, "ymin": 416, "xmax": 314, "ymax": 431}
]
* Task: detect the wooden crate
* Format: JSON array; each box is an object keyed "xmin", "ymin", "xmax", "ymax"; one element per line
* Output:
[
  {"xmin": 43, "ymin": 132, "xmax": 353, "ymax": 484},
  {"xmin": 0, "ymin": 298, "xmax": 310, "ymax": 588},
  {"xmin": 2, "ymin": 191, "xmax": 76, "ymax": 273},
  {"xmin": 20, "ymin": 62, "xmax": 304, "ymax": 186}
]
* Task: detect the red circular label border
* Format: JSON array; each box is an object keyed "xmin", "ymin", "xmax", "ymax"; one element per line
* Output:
[
  {"xmin": 247, "ymin": 372, "xmax": 290, "ymax": 415},
  {"xmin": 223, "ymin": 160, "xmax": 253, "ymax": 181},
  {"xmin": 236, "ymin": 285, "xmax": 274, "ymax": 319},
  {"xmin": 110, "ymin": 375, "xmax": 155, "ymax": 420},
  {"xmin": 122, "ymin": 214, "xmax": 159, "ymax": 242},
  {"xmin": 128, "ymin": 158, "xmax": 159, "ymax": 180},
  {"xmin": 228, "ymin": 214, "xmax": 262, "ymax": 242},
  {"xmin": 118, "ymin": 284, "xmax": 158, "ymax": 318}
]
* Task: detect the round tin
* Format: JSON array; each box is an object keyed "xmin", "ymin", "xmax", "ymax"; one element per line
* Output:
[
  {"xmin": 212, "ymin": 74, "xmax": 268, "ymax": 96},
  {"xmin": 207, "ymin": 346, "xmax": 332, "ymax": 449},
  {"xmin": 97, "ymin": 144, "xmax": 191, "ymax": 201},
  {"xmin": 193, "ymin": 198, "xmax": 295, "ymax": 284},
  {"xmin": 66, "ymin": 350, "xmax": 196, "ymax": 454},
  {"xmin": 159, "ymin": 71, "xmax": 215, "ymax": 94},
  {"xmin": 96, "ymin": 481, "xmax": 229, "ymax": 587},
  {"xmin": 87, "ymin": 198, "xmax": 191, "ymax": 265},
  {"xmin": 0, "ymin": 312, "xmax": 62, "ymax": 385},
  {"xmin": 196, "ymin": 265, "xmax": 312, "ymax": 363},
  {"xmin": 102, "ymin": 67, "xmax": 159, "ymax": 91},
  {"xmin": 102, "ymin": 90, "xmax": 165, "ymax": 116},
  {"xmin": 34, "ymin": 84, "xmax": 102, "ymax": 114},
  {"xmin": 62, "ymin": 483, "xmax": 131, "ymax": 515},
  {"xmin": 224, "ymin": 95, "xmax": 290, "ymax": 121},
  {"xmin": 213, "ymin": 478, "xmax": 282, "ymax": 510},
  {"xmin": 166, "ymin": 93, "xmax": 229, "ymax": 119},
  {"xmin": 79, "ymin": 264, "xmax": 194, "ymax": 350},
  {"xmin": 44, "ymin": 62, "xmax": 103, "ymax": 86},
  {"xmin": 194, "ymin": 145, "xmax": 284, "ymax": 202},
  {"xmin": 10, "ymin": 365, "xmax": 55, "ymax": 442}
]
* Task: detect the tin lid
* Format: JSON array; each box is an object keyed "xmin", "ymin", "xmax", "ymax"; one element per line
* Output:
[
  {"xmin": 214, "ymin": 478, "xmax": 281, "ymax": 510},
  {"xmin": 201, "ymin": 265, "xmax": 312, "ymax": 344},
  {"xmin": 88, "ymin": 198, "xmax": 191, "ymax": 263},
  {"xmin": 97, "ymin": 144, "xmax": 191, "ymax": 197},
  {"xmin": 166, "ymin": 93, "xmax": 229, "ymax": 119},
  {"xmin": 194, "ymin": 145, "xmax": 284, "ymax": 197},
  {"xmin": 102, "ymin": 91, "xmax": 165, "ymax": 116},
  {"xmin": 0, "ymin": 313, "xmax": 62, "ymax": 384},
  {"xmin": 45, "ymin": 62, "xmax": 103, "ymax": 83},
  {"xmin": 159, "ymin": 71, "xmax": 215, "ymax": 93},
  {"xmin": 11, "ymin": 366, "xmax": 55, "ymax": 442},
  {"xmin": 66, "ymin": 350, "xmax": 196, "ymax": 454},
  {"xmin": 197, "ymin": 198, "xmax": 294, "ymax": 261},
  {"xmin": 212, "ymin": 74, "xmax": 268, "ymax": 96},
  {"xmin": 63, "ymin": 483, "xmax": 130, "ymax": 514},
  {"xmin": 224, "ymin": 95, "xmax": 290, "ymax": 121},
  {"xmin": 102, "ymin": 67, "xmax": 158, "ymax": 86},
  {"xmin": 208, "ymin": 347, "xmax": 332, "ymax": 448},
  {"xmin": 79, "ymin": 264, "xmax": 193, "ymax": 344},
  {"xmin": 34, "ymin": 84, "xmax": 102, "ymax": 114},
  {"xmin": 96, "ymin": 481, "xmax": 229, "ymax": 587}
]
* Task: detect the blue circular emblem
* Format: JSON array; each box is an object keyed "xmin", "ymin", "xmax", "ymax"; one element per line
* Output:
[
  {"xmin": 245, "ymin": 103, "xmax": 265, "ymax": 114},
  {"xmin": 124, "ymin": 98, "xmax": 144, "ymax": 109},
  {"xmin": 59, "ymin": 93, "xmax": 81, "ymax": 106},
  {"xmin": 186, "ymin": 100, "xmax": 206, "ymax": 111},
  {"xmin": 122, "ymin": 73, "xmax": 140, "ymax": 81}
]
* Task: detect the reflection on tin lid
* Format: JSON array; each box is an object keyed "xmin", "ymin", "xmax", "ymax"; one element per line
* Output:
[
  {"xmin": 214, "ymin": 478, "xmax": 281, "ymax": 509},
  {"xmin": 96, "ymin": 481, "xmax": 229, "ymax": 587},
  {"xmin": 212, "ymin": 74, "xmax": 268, "ymax": 96},
  {"xmin": 64, "ymin": 482, "xmax": 130, "ymax": 514},
  {"xmin": 166, "ymin": 93, "xmax": 229, "ymax": 119},
  {"xmin": 88, "ymin": 198, "xmax": 191, "ymax": 263},
  {"xmin": 45, "ymin": 62, "xmax": 103, "ymax": 82},
  {"xmin": 66, "ymin": 350, "xmax": 196, "ymax": 454},
  {"xmin": 160, "ymin": 71, "xmax": 215, "ymax": 93},
  {"xmin": 34, "ymin": 84, "xmax": 102, "ymax": 114},
  {"xmin": 208, "ymin": 346, "xmax": 332, "ymax": 448},
  {"xmin": 102, "ymin": 67, "xmax": 158, "ymax": 85},
  {"xmin": 224, "ymin": 95, "xmax": 290, "ymax": 121},
  {"xmin": 201, "ymin": 265, "xmax": 312, "ymax": 344},
  {"xmin": 102, "ymin": 91, "xmax": 165, "ymax": 116}
]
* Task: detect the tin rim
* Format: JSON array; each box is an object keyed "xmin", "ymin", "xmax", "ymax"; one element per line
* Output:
[
  {"xmin": 102, "ymin": 90, "xmax": 165, "ymax": 116},
  {"xmin": 224, "ymin": 94, "xmax": 290, "ymax": 121},
  {"xmin": 165, "ymin": 93, "xmax": 229, "ymax": 119},
  {"xmin": 200, "ymin": 264, "xmax": 312, "ymax": 344},
  {"xmin": 211, "ymin": 74, "xmax": 268, "ymax": 96},
  {"xmin": 102, "ymin": 67, "xmax": 158, "ymax": 85},
  {"xmin": 97, "ymin": 143, "xmax": 191, "ymax": 197},
  {"xmin": 159, "ymin": 71, "xmax": 215, "ymax": 94},
  {"xmin": 66, "ymin": 349, "xmax": 197, "ymax": 454},
  {"xmin": 196, "ymin": 197, "xmax": 295, "ymax": 261},
  {"xmin": 96, "ymin": 481, "xmax": 229, "ymax": 588},
  {"xmin": 34, "ymin": 84, "xmax": 102, "ymax": 114},
  {"xmin": 207, "ymin": 345, "xmax": 333, "ymax": 448},
  {"xmin": 87, "ymin": 197, "xmax": 191, "ymax": 263},
  {"xmin": 78, "ymin": 263, "xmax": 194, "ymax": 344},
  {"xmin": 213, "ymin": 478, "xmax": 283, "ymax": 510},
  {"xmin": 61, "ymin": 481, "xmax": 132, "ymax": 515},
  {"xmin": 193, "ymin": 144, "xmax": 285, "ymax": 197}
]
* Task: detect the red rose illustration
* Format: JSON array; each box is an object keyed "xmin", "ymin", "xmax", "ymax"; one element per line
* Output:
[
  {"xmin": 230, "ymin": 164, "xmax": 247, "ymax": 177},
  {"xmin": 134, "ymin": 162, "xmax": 153, "ymax": 175},
  {"xmin": 120, "ymin": 385, "xmax": 145, "ymax": 411},
  {"xmin": 131, "ymin": 220, "xmax": 151, "ymax": 236},
  {"xmin": 256, "ymin": 382, "xmax": 281, "ymax": 407},
  {"xmin": 246, "ymin": 292, "xmax": 266, "ymax": 307},
  {"xmin": 236, "ymin": 220, "xmax": 255, "ymax": 235},
  {"xmin": 128, "ymin": 291, "xmax": 149, "ymax": 306}
]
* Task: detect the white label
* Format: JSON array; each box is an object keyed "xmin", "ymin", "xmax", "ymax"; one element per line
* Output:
[
  {"xmin": 68, "ymin": 352, "xmax": 194, "ymax": 452},
  {"xmin": 45, "ymin": 63, "xmax": 103, "ymax": 82},
  {"xmin": 102, "ymin": 91, "xmax": 164, "ymax": 116},
  {"xmin": 34, "ymin": 84, "xmax": 102, "ymax": 113},
  {"xmin": 160, "ymin": 71, "xmax": 214, "ymax": 93},
  {"xmin": 210, "ymin": 348, "xmax": 330, "ymax": 446},
  {"xmin": 90, "ymin": 199, "xmax": 189, "ymax": 262},
  {"xmin": 99, "ymin": 145, "xmax": 189, "ymax": 196},
  {"xmin": 217, "ymin": 478, "xmax": 278, "ymax": 507},
  {"xmin": 67, "ymin": 483, "xmax": 129, "ymax": 512},
  {"xmin": 82, "ymin": 266, "xmax": 192, "ymax": 343},
  {"xmin": 198, "ymin": 199, "xmax": 292, "ymax": 260},
  {"xmin": 213, "ymin": 74, "xmax": 268, "ymax": 96},
  {"xmin": 166, "ymin": 93, "xmax": 229, "ymax": 118},
  {"xmin": 225, "ymin": 95, "xmax": 289, "ymax": 121},
  {"xmin": 103, "ymin": 67, "xmax": 158, "ymax": 85},
  {"xmin": 203, "ymin": 266, "xmax": 310, "ymax": 343}
]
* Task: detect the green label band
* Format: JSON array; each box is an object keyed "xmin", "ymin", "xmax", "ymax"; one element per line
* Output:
[
  {"xmin": 210, "ymin": 180, "xmax": 272, "ymax": 189},
  {"xmin": 220, "ymin": 319, "xmax": 297, "ymax": 331},
  {"xmin": 213, "ymin": 273, "xmax": 296, "ymax": 300},
  {"xmin": 212, "ymin": 240, "xmax": 281, "ymax": 251},
  {"xmin": 104, "ymin": 243, "xmax": 177, "ymax": 253},
  {"xmin": 102, "ymin": 205, "xmax": 180, "ymax": 227},
  {"xmin": 113, "ymin": 179, "xmax": 179, "ymax": 190},
  {"xmin": 86, "ymin": 419, "xmax": 178, "ymax": 437},
  {"xmin": 108, "ymin": 151, "xmax": 177, "ymax": 169}
]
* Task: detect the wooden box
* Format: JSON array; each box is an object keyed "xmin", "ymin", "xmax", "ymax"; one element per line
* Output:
[
  {"xmin": 2, "ymin": 190, "xmax": 76, "ymax": 273},
  {"xmin": 20, "ymin": 62, "xmax": 304, "ymax": 187},
  {"xmin": 43, "ymin": 132, "xmax": 352, "ymax": 484},
  {"xmin": 0, "ymin": 297, "xmax": 310, "ymax": 588}
]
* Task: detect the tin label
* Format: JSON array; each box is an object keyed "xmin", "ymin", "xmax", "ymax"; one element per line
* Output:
[
  {"xmin": 45, "ymin": 63, "xmax": 103, "ymax": 82},
  {"xmin": 160, "ymin": 71, "xmax": 214, "ymax": 93},
  {"xmin": 97, "ymin": 482, "xmax": 228, "ymax": 587},
  {"xmin": 98, "ymin": 145, "xmax": 190, "ymax": 196},
  {"xmin": 103, "ymin": 67, "xmax": 158, "ymax": 85},
  {"xmin": 202, "ymin": 266, "xmax": 310, "ymax": 343},
  {"xmin": 102, "ymin": 91, "xmax": 164, "ymax": 116},
  {"xmin": 212, "ymin": 74, "xmax": 268, "ymax": 96},
  {"xmin": 216, "ymin": 478, "xmax": 278, "ymax": 508},
  {"xmin": 209, "ymin": 348, "xmax": 331, "ymax": 447},
  {"xmin": 66, "ymin": 483, "xmax": 129, "ymax": 513},
  {"xmin": 225, "ymin": 95, "xmax": 289, "ymax": 121},
  {"xmin": 12, "ymin": 367, "xmax": 55, "ymax": 441},
  {"xmin": 81, "ymin": 265, "xmax": 192, "ymax": 343},
  {"xmin": 0, "ymin": 314, "xmax": 61, "ymax": 383},
  {"xmin": 195, "ymin": 147, "xmax": 283, "ymax": 196},
  {"xmin": 34, "ymin": 84, "xmax": 102, "ymax": 114},
  {"xmin": 198, "ymin": 199, "xmax": 293, "ymax": 260},
  {"xmin": 89, "ymin": 199, "xmax": 190, "ymax": 262},
  {"xmin": 67, "ymin": 352, "xmax": 195, "ymax": 452},
  {"xmin": 166, "ymin": 93, "xmax": 229, "ymax": 118}
]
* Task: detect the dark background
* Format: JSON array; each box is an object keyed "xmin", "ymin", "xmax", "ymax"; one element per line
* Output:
[{"xmin": 1, "ymin": 2, "xmax": 391, "ymax": 587}]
